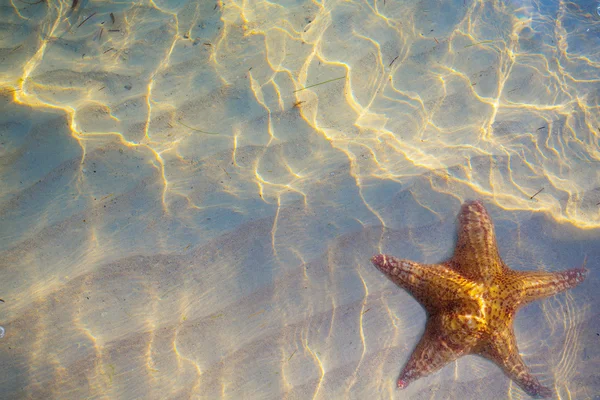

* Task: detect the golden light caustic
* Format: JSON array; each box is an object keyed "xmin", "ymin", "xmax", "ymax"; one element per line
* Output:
[{"xmin": 371, "ymin": 200, "xmax": 588, "ymax": 398}]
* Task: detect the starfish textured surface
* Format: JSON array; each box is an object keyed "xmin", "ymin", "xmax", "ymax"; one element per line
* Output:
[{"xmin": 371, "ymin": 200, "xmax": 588, "ymax": 398}]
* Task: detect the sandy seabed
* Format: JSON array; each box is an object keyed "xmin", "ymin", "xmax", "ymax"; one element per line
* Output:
[{"xmin": 0, "ymin": 0, "xmax": 599, "ymax": 399}]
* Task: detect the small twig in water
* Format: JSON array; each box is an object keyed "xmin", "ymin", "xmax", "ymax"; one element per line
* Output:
[
  {"xmin": 9, "ymin": 45, "xmax": 22, "ymax": 54},
  {"xmin": 293, "ymin": 75, "xmax": 345, "ymax": 93},
  {"xmin": 177, "ymin": 120, "xmax": 219, "ymax": 135},
  {"xmin": 77, "ymin": 12, "xmax": 97, "ymax": 28},
  {"xmin": 464, "ymin": 40, "xmax": 493, "ymax": 48},
  {"xmin": 530, "ymin": 187, "xmax": 544, "ymax": 199},
  {"xmin": 389, "ymin": 55, "xmax": 399, "ymax": 67},
  {"xmin": 288, "ymin": 350, "xmax": 296, "ymax": 362}
]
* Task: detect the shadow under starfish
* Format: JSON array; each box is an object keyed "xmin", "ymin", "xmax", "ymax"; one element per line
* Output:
[{"xmin": 371, "ymin": 200, "xmax": 588, "ymax": 398}]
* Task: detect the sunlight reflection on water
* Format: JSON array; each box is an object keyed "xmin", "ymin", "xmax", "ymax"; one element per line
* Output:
[{"xmin": 0, "ymin": 0, "xmax": 599, "ymax": 399}]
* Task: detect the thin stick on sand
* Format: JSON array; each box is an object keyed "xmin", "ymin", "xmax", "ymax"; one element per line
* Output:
[
  {"xmin": 77, "ymin": 12, "xmax": 97, "ymax": 28},
  {"xmin": 530, "ymin": 187, "xmax": 544, "ymax": 199},
  {"xmin": 177, "ymin": 120, "xmax": 219, "ymax": 135},
  {"xmin": 293, "ymin": 75, "xmax": 345, "ymax": 93},
  {"xmin": 464, "ymin": 40, "xmax": 493, "ymax": 48}
]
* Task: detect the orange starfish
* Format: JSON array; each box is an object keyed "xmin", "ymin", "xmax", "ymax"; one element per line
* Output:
[{"xmin": 371, "ymin": 200, "xmax": 587, "ymax": 398}]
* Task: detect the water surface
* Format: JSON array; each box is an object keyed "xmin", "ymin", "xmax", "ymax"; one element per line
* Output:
[{"xmin": 0, "ymin": 0, "xmax": 598, "ymax": 398}]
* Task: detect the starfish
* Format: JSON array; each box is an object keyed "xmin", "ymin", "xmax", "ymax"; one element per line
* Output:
[{"xmin": 371, "ymin": 200, "xmax": 587, "ymax": 398}]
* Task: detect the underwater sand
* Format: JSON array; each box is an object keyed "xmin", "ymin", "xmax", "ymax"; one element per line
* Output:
[{"xmin": 0, "ymin": 0, "xmax": 599, "ymax": 398}]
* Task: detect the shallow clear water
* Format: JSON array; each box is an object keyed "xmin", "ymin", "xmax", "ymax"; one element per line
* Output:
[{"xmin": 0, "ymin": 0, "xmax": 598, "ymax": 399}]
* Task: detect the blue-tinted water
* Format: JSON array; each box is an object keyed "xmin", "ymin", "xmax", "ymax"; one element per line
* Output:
[{"xmin": 0, "ymin": 0, "xmax": 598, "ymax": 399}]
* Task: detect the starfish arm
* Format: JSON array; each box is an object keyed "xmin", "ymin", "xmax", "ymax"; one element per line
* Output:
[
  {"xmin": 396, "ymin": 315, "xmax": 475, "ymax": 389},
  {"xmin": 512, "ymin": 267, "xmax": 588, "ymax": 306},
  {"xmin": 450, "ymin": 200, "xmax": 504, "ymax": 282},
  {"xmin": 371, "ymin": 254, "xmax": 480, "ymax": 312},
  {"xmin": 478, "ymin": 329, "xmax": 552, "ymax": 398}
]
